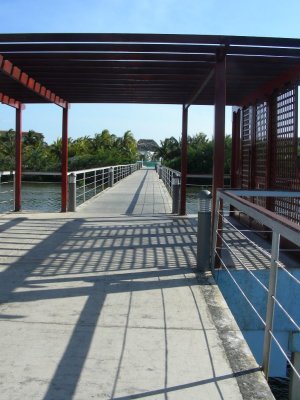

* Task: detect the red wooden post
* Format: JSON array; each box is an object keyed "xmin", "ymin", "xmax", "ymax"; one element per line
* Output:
[
  {"xmin": 15, "ymin": 107, "xmax": 22, "ymax": 211},
  {"xmin": 212, "ymin": 55, "xmax": 226, "ymax": 208},
  {"xmin": 61, "ymin": 107, "xmax": 68, "ymax": 212},
  {"xmin": 180, "ymin": 106, "xmax": 188, "ymax": 215},
  {"xmin": 212, "ymin": 54, "xmax": 226, "ymax": 268},
  {"xmin": 231, "ymin": 110, "xmax": 241, "ymax": 189}
]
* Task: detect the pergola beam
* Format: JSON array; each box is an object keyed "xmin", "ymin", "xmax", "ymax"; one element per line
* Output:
[
  {"xmin": 184, "ymin": 68, "xmax": 215, "ymax": 110},
  {"xmin": 1, "ymin": 33, "xmax": 300, "ymax": 47},
  {"xmin": 0, "ymin": 54, "xmax": 68, "ymax": 108},
  {"xmin": 0, "ymin": 92, "xmax": 24, "ymax": 109}
]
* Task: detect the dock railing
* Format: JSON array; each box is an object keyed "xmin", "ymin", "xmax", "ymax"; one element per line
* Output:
[
  {"xmin": 68, "ymin": 162, "xmax": 141, "ymax": 211},
  {"xmin": 212, "ymin": 189, "xmax": 300, "ymax": 396},
  {"xmin": 0, "ymin": 171, "xmax": 15, "ymax": 212}
]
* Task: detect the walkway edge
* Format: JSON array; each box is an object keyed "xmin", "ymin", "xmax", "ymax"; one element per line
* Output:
[{"xmin": 197, "ymin": 272, "xmax": 275, "ymax": 400}]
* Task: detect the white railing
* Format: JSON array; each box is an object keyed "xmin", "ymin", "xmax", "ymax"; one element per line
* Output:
[
  {"xmin": 0, "ymin": 171, "xmax": 15, "ymax": 212},
  {"xmin": 159, "ymin": 165, "xmax": 181, "ymax": 196},
  {"xmin": 68, "ymin": 162, "xmax": 141, "ymax": 211},
  {"xmin": 212, "ymin": 189, "xmax": 300, "ymax": 395}
]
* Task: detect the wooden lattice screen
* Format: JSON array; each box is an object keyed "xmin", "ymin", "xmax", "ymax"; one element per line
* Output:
[
  {"xmin": 239, "ymin": 85, "xmax": 300, "ymax": 225},
  {"xmin": 272, "ymin": 87, "xmax": 300, "ymax": 223},
  {"xmin": 241, "ymin": 106, "xmax": 253, "ymax": 189}
]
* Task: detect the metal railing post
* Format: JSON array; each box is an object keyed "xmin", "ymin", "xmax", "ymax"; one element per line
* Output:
[
  {"xmin": 13, "ymin": 171, "xmax": 16, "ymax": 211},
  {"xmin": 172, "ymin": 175, "xmax": 180, "ymax": 214},
  {"xmin": 289, "ymin": 333, "xmax": 300, "ymax": 400},
  {"xmin": 68, "ymin": 173, "xmax": 77, "ymax": 212},
  {"xmin": 83, "ymin": 172, "xmax": 86, "ymax": 202},
  {"xmin": 158, "ymin": 165, "xmax": 162, "ymax": 179},
  {"xmin": 197, "ymin": 190, "xmax": 212, "ymax": 271},
  {"xmin": 211, "ymin": 191, "xmax": 221, "ymax": 274},
  {"xmin": 262, "ymin": 231, "xmax": 280, "ymax": 378},
  {"xmin": 108, "ymin": 167, "xmax": 114, "ymax": 187},
  {"xmin": 94, "ymin": 171, "xmax": 97, "ymax": 195}
]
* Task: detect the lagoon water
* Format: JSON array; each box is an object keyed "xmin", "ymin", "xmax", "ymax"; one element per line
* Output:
[{"xmin": 0, "ymin": 182, "xmax": 203, "ymax": 213}]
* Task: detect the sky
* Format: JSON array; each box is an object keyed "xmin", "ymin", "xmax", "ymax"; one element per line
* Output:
[{"xmin": 0, "ymin": 0, "xmax": 300, "ymax": 145}]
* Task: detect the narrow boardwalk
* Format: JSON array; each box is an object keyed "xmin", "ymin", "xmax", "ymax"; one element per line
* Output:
[{"xmin": 0, "ymin": 169, "xmax": 271, "ymax": 399}]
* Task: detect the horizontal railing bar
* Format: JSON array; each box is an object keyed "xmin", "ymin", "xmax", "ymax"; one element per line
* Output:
[
  {"xmin": 0, "ymin": 171, "xmax": 15, "ymax": 176},
  {"xmin": 216, "ymin": 230, "xmax": 269, "ymax": 292},
  {"xmin": 226, "ymin": 189, "xmax": 300, "ymax": 197},
  {"xmin": 272, "ymin": 295, "xmax": 300, "ymax": 332},
  {"xmin": 22, "ymin": 171, "xmax": 61, "ymax": 176},
  {"xmin": 219, "ymin": 190, "xmax": 300, "ymax": 247},
  {"xmin": 216, "ymin": 252, "xmax": 266, "ymax": 326}
]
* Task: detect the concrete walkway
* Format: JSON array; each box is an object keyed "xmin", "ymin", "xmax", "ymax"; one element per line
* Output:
[{"xmin": 0, "ymin": 169, "xmax": 273, "ymax": 399}]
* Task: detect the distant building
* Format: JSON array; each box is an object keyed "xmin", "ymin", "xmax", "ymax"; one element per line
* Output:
[
  {"xmin": 137, "ymin": 139, "xmax": 159, "ymax": 160},
  {"xmin": 0, "ymin": 130, "xmax": 44, "ymax": 141}
]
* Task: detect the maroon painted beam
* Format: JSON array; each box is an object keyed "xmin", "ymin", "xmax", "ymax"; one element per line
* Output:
[
  {"xmin": 0, "ymin": 54, "xmax": 67, "ymax": 108},
  {"xmin": 0, "ymin": 92, "xmax": 25, "ymax": 109},
  {"xmin": 184, "ymin": 68, "xmax": 215, "ymax": 109},
  {"xmin": 180, "ymin": 106, "xmax": 188, "ymax": 215},
  {"xmin": 61, "ymin": 107, "xmax": 69, "ymax": 212},
  {"xmin": 14, "ymin": 107, "xmax": 22, "ymax": 211},
  {"xmin": 1, "ymin": 33, "xmax": 300, "ymax": 48}
]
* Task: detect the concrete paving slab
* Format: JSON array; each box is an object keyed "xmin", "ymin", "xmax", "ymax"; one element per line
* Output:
[{"xmin": 0, "ymin": 169, "xmax": 274, "ymax": 399}]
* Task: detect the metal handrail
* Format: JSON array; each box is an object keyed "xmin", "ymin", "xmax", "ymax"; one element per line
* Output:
[
  {"xmin": 212, "ymin": 189, "xmax": 300, "ymax": 386},
  {"xmin": 68, "ymin": 162, "xmax": 140, "ymax": 211},
  {"xmin": 159, "ymin": 166, "xmax": 181, "ymax": 196}
]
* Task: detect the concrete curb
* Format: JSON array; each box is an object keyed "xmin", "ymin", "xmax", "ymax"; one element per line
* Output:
[{"xmin": 197, "ymin": 271, "xmax": 275, "ymax": 400}]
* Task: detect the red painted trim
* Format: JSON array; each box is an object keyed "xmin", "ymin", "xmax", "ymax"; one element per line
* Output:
[
  {"xmin": 61, "ymin": 108, "xmax": 68, "ymax": 212},
  {"xmin": 12, "ymin": 66, "xmax": 21, "ymax": 80},
  {"xmin": 3, "ymin": 60, "xmax": 13, "ymax": 74},
  {"xmin": 0, "ymin": 53, "xmax": 67, "ymax": 108},
  {"xmin": 0, "ymin": 92, "xmax": 23, "ymax": 109},
  {"xmin": 15, "ymin": 107, "xmax": 22, "ymax": 211},
  {"xmin": 46, "ymin": 89, "xmax": 51, "ymax": 99},
  {"xmin": 27, "ymin": 77, "xmax": 35, "ymax": 89},
  {"xmin": 34, "ymin": 82, "xmax": 41, "ymax": 93},
  {"xmin": 2, "ymin": 95, "xmax": 9, "ymax": 104},
  {"xmin": 180, "ymin": 106, "xmax": 188, "ymax": 215},
  {"xmin": 20, "ymin": 72, "xmax": 28, "ymax": 85}
]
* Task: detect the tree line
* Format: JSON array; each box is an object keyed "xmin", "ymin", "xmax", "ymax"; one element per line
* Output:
[
  {"xmin": 0, "ymin": 129, "xmax": 232, "ymax": 175},
  {"xmin": 155, "ymin": 132, "xmax": 232, "ymax": 174},
  {"xmin": 0, "ymin": 129, "xmax": 138, "ymax": 172}
]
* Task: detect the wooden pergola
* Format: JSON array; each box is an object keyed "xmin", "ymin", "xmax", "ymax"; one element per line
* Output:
[{"xmin": 0, "ymin": 33, "xmax": 300, "ymax": 213}]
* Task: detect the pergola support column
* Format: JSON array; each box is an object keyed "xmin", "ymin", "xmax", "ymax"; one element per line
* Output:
[
  {"xmin": 180, "ymin": 106, "xmax": 188, "ymax": 215},
  {"xmin": 61, "ymin": 107, "xmax": 68, "ymax": 212},
  {"xmin": 231, "ymin": 109, "xmax": 241, "ymax": 188},
  {"xmin": 212, "ymin": 55, "xmax": 226, "ymax": 210},
  {"xmin": 14, "ymin": 107, "xmax": 22, "ymax": 211}
]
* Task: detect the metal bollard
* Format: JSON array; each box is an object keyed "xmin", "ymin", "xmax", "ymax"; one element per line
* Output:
[
  {"xmin": 108, "ymin": 167, "xmax": 114, "ymax": 187},
  {"xmin": 197, "ymin": 190, "xmax": 212, "ymax": 271},
  {"xmin": 158, "ymin": 166, "xmax": 162, "ymax": 179},
  {"xmin": 68, "ymin": 173, "xmax": 77, "ymax": 212},
  {"xmin": 172, "ymin": 176, "xmax": 181, "ymax": 214}
]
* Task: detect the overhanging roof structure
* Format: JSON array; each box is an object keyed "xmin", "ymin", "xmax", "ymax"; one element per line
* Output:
[{"xmin": 1, "ymin": 33, "xmax": 300, "ymax": 107}]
